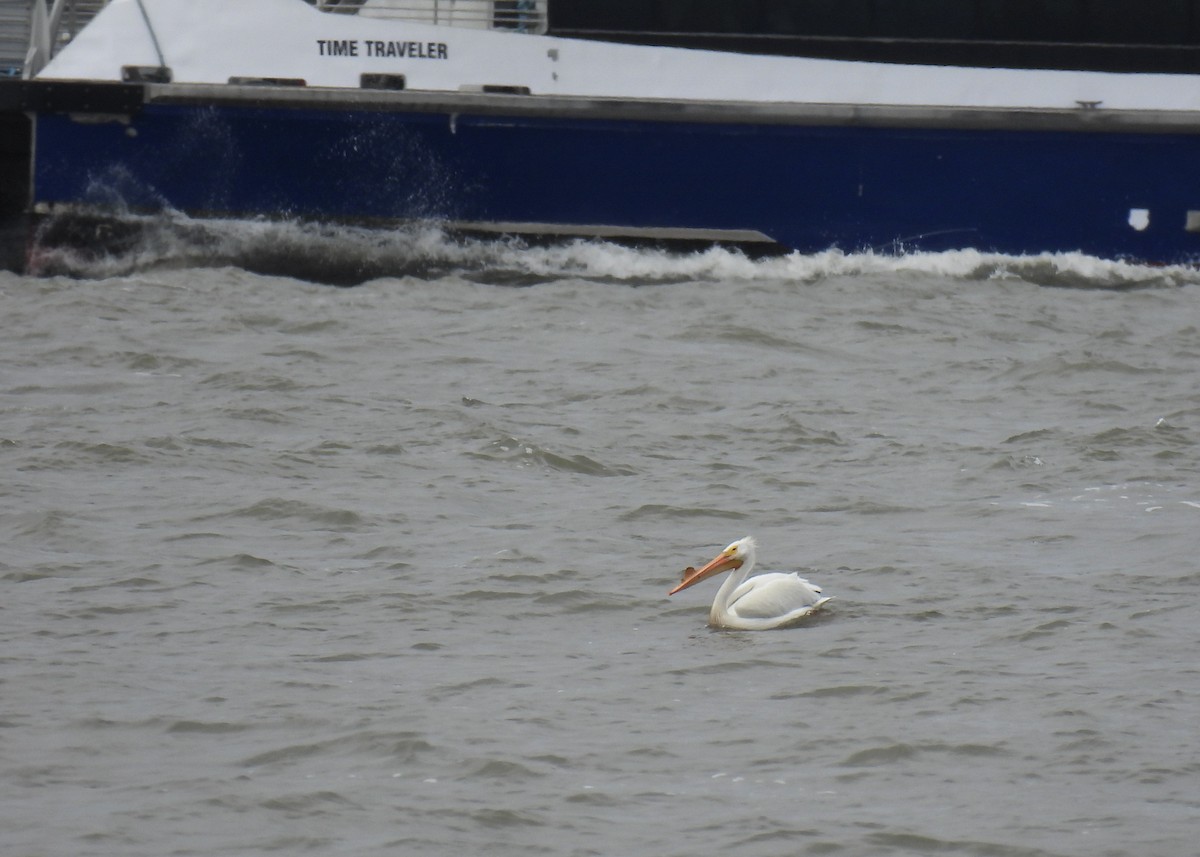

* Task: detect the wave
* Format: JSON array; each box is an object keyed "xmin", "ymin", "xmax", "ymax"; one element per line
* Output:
[{"xmin": 28, "ymin": 210, "xmax": 1200, "ymax": 289}]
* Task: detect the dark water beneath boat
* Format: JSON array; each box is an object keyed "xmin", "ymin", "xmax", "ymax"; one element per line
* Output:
[{"xmin": 3, "ymin": 230, "xmax": 1199, "ymax": 857}]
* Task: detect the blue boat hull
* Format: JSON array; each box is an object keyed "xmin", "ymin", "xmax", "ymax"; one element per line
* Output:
[{"xmin": 30, "ymin": 92, "xmax": 1200, "ymax": 264}]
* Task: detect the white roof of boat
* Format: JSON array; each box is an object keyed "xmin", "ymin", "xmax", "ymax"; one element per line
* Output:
[{"xmin": 36, "ymin": 0, "xmax": 1200, "ymax": 113}]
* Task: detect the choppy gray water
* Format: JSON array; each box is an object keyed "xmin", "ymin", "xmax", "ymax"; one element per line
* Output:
[{"xmin": 3, "ymin": 234, "xmax": 1199, "ymax": 857}]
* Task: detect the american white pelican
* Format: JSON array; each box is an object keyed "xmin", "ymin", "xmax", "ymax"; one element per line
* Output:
[{"xmin": 669, "ymin": 536, "xmax": 832, "ymax": 630}]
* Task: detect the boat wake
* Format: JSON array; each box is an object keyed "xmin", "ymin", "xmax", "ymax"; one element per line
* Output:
[{"xmin": 27, "ymin": 211, "xmax": 1200, "ymax": 290}]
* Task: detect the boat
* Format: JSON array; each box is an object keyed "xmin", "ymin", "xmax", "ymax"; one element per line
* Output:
[{"xmin": 2, "ymin": 0, "xmax": 1200, "ymax": 280}]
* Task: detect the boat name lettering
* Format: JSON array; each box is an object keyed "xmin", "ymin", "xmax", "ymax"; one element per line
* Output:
[{"xmin": 316, "ymin": 39, "xmax": 449, "ymax": 60}]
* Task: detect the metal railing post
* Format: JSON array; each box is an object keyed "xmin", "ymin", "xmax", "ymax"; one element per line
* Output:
[{"xmin": 24, "ymin": 0, "xmax": 50, "ymax": 78}]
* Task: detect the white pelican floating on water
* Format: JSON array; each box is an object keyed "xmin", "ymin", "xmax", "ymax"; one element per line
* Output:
[{"xmin": 669, "ymin": 536, "xmax": 832, "ymax": 630}]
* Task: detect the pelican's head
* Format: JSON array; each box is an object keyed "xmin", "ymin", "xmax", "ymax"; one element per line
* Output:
[
  {"xmin": 669, "ymin": 536, "xmax": 755, "ymax": 595},
  {"xmin": 726, "ymin": 536, "xmax": 756, "ymax": 560}
]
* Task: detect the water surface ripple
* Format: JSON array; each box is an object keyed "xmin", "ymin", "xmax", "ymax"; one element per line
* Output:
[{"xmin": 2, "ymin": 246, "xmax": 1198, "ymax": 857}]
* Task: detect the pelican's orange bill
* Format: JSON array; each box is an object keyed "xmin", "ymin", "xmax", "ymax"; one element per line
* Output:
[{"xmin": 668, "ymin": 553, "xmax": 742, "ymax": 595}]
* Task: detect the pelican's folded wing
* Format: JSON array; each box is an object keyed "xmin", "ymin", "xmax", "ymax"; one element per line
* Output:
[{"xmin": 727, "ymin": 572, "xmax": 824, "ymax": 620}]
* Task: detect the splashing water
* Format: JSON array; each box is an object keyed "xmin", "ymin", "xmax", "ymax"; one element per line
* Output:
[{"xmin": 26, "ymin": 210, "xmax": 1200, "ymax": 289}]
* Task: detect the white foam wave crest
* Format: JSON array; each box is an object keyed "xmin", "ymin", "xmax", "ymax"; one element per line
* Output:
[
  {"xmin": 30, "ymin": 212, "xmax": 1200, "ymax": 289},
  {"xmin": 505, "ymin": 241, "xmax": 1200, "ymax": 289}
]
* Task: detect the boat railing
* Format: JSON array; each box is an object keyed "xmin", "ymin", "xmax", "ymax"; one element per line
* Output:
[
  {"xmin": 17, "ymin": 0, "xmax": 107, "ymax": 78},
  {"xmin": 316, "ymin": 0, "xmax": 546, "ymax": 34}
]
